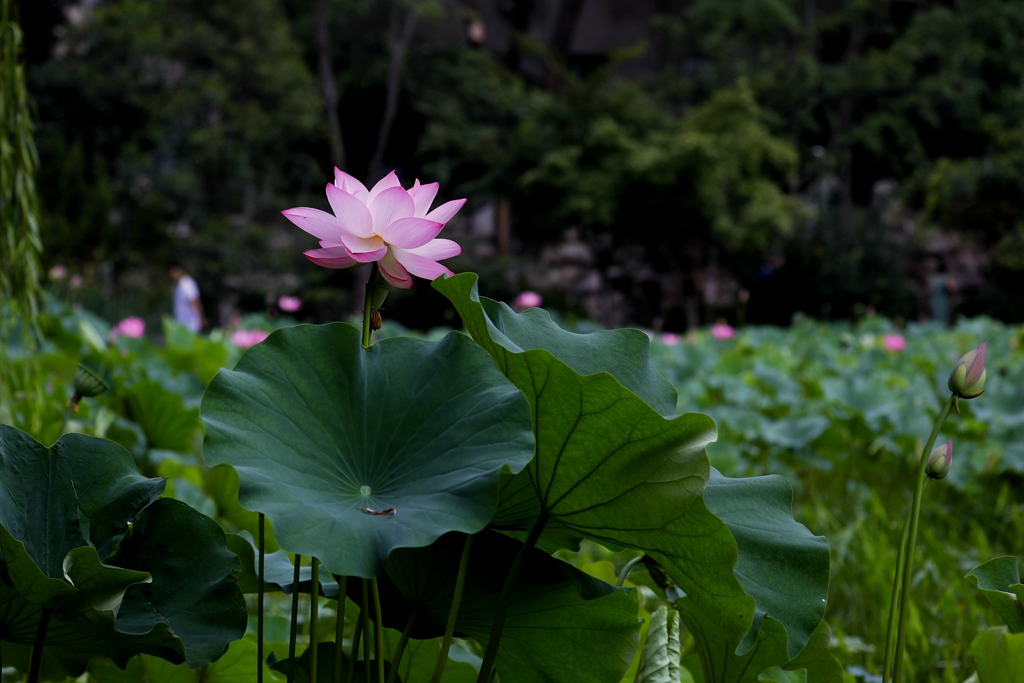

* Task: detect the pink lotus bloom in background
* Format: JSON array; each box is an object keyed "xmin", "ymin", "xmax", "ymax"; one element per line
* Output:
[
  {"xmin": 49, "ymin": 264, "xmax": 67, "ymax": 280},
  {"xmin": 278, "ymin": 295, "xmax": 302, "ymax": 313},
  {"xmin": 111, "ymin": 316, "xmax": 145, "ymax": 339},
  {"xmin": 514, "ymin": 291, "xmax": 542, "ymax": 310},
  {"xmin": 231, "ymin": 329, "xmax": 269, "ymax": 349},
  {"xmin": 711, "ymin": 324, "xmax": 735, "ymax": 340},
  {"xmin": 660, "ymin": 333, "xmax": 681, "ymax": 346},
  {"xmin": 883, "ymin": 333, "xmax": 906, "ymax": 352},
  {"xmin": 282, "ymin": 168, "xmax": 465, "ymax": 288}
]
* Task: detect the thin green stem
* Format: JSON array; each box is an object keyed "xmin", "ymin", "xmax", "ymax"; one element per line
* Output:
[
  {"xmin": 361, "ymin": 580, "xmax": 371, "ymax": 683},
  {"xmin": 311, "ymin": 557, "xmax": 321, "ymax": 683},
  {"xmin": 28, "ymin": 608, "xmax": 50, "ymax": 683},
  {"xmin": 386, "ymin": 612, "xmax": 418, "ymax": 683},
  {"xmin": 58, "ymin": 398, "xmax": 74, "ymax": 436},
  {"xmin": 891, "ymin": 394, "xmax": 955, "ymax": 683},
  {"xmin": 334, "ymin": 574, "xmax": 348, "ymax": 683},
  {"xmin": 361, "ymin": 263, "xmax": 379, "ymax": 349},
  {"xmin": 289, "ymin": 554, "xmax": 303, "ymax": 683},
  {"xmin": 881, "ymin": 522, "xmax": 909, "ymax": 682},
  {"xmin": 430, "ymin": 534, "xmax": 473, "ymax": 683},
  {"xmin": 371, "ymin": 578, "xmax": 385, "ymax": 683},
  {"xmin": 616, "ymin": 555, "xmax": 645, "ymax": 587},
  {"xmin": 476, "ymin": 512, "xmax": 549, "ymax": 683},
  {"xmin": 347, "ymin": 609, "xmax": 364, "ymax": 683},
  {"xmin": 258, "ymin": 513, "xmax": 265, "ymax": 683}
]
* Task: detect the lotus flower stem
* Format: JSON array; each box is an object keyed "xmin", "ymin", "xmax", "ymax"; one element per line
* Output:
[
  {"xmin": 881, "ymin": 521, "xmax": 909, "ymax": 679},
  {"xmin": 888, "ymin": 394, "xmax": 955, "ymax": 683},
  {"xmin": 616, "ymin": 555, "xmax": 645, "ymax": 587},
  {"xmin": 476, "ymin": 512, "xmax": 549, "ymax": 683},
  {"xmin": 362, "ymin": 263, "xmax": 380, "ymax": 349},
  {"xmin": 334, "ymin": 574, "xmax": 348, "ymax": 683},
  {"xmin": 430, "ymin": 533, "xmax": 473, "ymax": 683},
  {"xmin": 289, "ymin": 553, "xmax": 303, "ymax": 683},
  {"xmin": 258, "ymin": 513, "xmax": 266, "ymax": 683},
  {"xmin": 386, "ymin": 612, "xmax": 418, "ymax": 683},
  {"xmin": 361, "ymin": 580, "xmax": 372, "ymax": 683},
  {"xmin": 348, "ymin": 608, "xmax": 364, "ymax": 683},
  {"xmin": 311, "ymin": 557, "xmax": 321, "ymax": 683},
  {"xmin": 371, "ymin": 578, "xmax": 386, "ymax": 683},
  {"xmin": 28, "ymin": 608, "xmax": 50, "ymax": 683}
]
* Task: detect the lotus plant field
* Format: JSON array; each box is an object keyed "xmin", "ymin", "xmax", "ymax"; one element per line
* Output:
[{"xmin": 2, "ymin": 173, "xmax": 1023, "ymax": 683}]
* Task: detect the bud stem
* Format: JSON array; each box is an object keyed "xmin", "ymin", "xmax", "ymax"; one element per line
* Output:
[{"xmin": 885, "ymin": 393, "xmax": 955, "ymax": 683}]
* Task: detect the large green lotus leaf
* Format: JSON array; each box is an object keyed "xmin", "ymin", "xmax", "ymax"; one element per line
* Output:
[
  {"xmin": 434, "ymin": 274, "xmax": 753, "ymax": 647},
  {"xmin": 110, "ymin": 497, "xmax": 247, "ymax": 667},
  {"xmin": 124, "ymin": 379, "xmax": 202, "ymax": 453},
  {"xmin": 473, "ymin": 294, "xmax": 679, "ymax": 416},
  {"xmin": 271, "ymin": 642, "xmax": 394, "ymax": 683},
  {"xmin": 201, "ymin": 323, "xmax": 535, "ymax": 578},
  {"xmin": 225, "ymin": 532, "xmax": 338, "ymax": 598},
  {"xmin": 0, "ymin": 426, "xmax": 165, "ymax": 609},
  {"xmin": 965, "ymin": 556, "xmax": 1024, "ymax": 633},
  {"xmin": 702, "ymin": 470, "xmax": 830, "ymax": 659},
  {"xmin": 0, "ymin": 580, "xmax": 184, "ymax": 671},
  {"xmin": 381, "ymin": 630, "xmax": 478, "ymax": 683},
  {"xmin": 375, "ymin": 530, "xmax": 640, "ymax": 683},
  {"xmin": 971, "ymin": 627, "xmax": 1024, "ymax": 683},
  {"xmin": 674, "ymin": 600, "xmax": 840, "ymax": 683}
]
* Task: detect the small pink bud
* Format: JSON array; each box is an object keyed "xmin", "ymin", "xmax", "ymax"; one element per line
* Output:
[
  {"xmin": 925, "ymin": 439, "xmax": 953, "ymax": 480},
  {"xmin": 278, "ymin": 295, "xmax": 302, "ymax": 312},
  {"xmin": 660, "ymin": 333, "xmax": 681, "ymax": 346},
  {"xmin": 711, "ymin": 324, "xmax": 735, "ymax": 340},
  {"xmin": 883, "ymin": 334, "xmax": 906, "ymax": 352},
  {"xmin": 948, "ymin": 341, "xmax": 986, "ymax": 399},
  {"xmin": 111, "ymin": 316, "xmax": 146, "ymax": 339},
  {"xmin": 514, "ymin": 291, "xmax": 543, "ymax": 310}
]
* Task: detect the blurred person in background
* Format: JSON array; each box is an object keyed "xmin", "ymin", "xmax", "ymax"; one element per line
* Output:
[{"xmin": 169, "ymin": 261, "xmax": 206, "ymax": 333}]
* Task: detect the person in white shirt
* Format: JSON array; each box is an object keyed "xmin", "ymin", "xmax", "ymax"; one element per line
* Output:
[{"xmin": 169, "ymin": 261, "xmax": 206, "ymax": 333}]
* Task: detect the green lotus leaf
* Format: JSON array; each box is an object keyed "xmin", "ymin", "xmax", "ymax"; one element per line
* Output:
[
  {"xmin": 271, "ymin": 642, "xmax": 393, "ymax": 683},
  {"xmin": 0, "ymin": 425, "xmax": 245, "ymax": 668},
  {"xmin": 201, "ymin": 323, "xmax": 535, "ymax": 578},
  {"xmin": 374, "ymin": 530, "xmax": 641, "ymax": 683},
  {"xmin": 124, "ymin": 379, "xmax": 202, "ymax": 453},
  {"xmin": 674, "ymin": 600, "xmax": 841, "ymax": 683},
  {"xmin": 381, "ymin": 631, "xmax": 478, "ymax": 683},
  {"xmin": 971, "ymin": 627, "xmax": 1024, "ymax": 683},
  {"xmin": 434, "ymin": 273, "xmax": 753, "ymax": 647},
  {"xmin": 473, "ymin": 295, "xmax": 679, "ymax": 416},
  {"xmin": 225, "ymin": 533, "xmax": 338, "ymax": 598},
  {"xmin": 702, "ymin": 470, "xmax": 830, "ymax": 658},
  {"xmin": 965, "ymin": 556, "xmax": 1024, "ymax": 633},
  {"xmin": 109, "ymin": 498, "xmax": 247, "ymax": 667}
]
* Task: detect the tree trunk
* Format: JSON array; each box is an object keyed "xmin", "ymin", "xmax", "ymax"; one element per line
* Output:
[
  {"xmin": 316, "ymin": 0, "xmax": 345, "ymax": 169},
  {"xmin": 368, "ymin": 3, "xmax": 419, "ymax": 180}
]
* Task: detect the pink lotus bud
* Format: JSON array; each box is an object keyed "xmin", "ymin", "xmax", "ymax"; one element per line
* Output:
[
  {"xmin": 925, "ymin": 439, "xmax": 953, "ymax": 480},
  {"xmin": 278, "ymin": 295, "xmax": 302, "ymax": 313},
  {"xmin": 660, "ymin": 333, "xmax": 680, "ymax": 346},
  {"xmin": 883, "ymin": 334, "xmax": 906, "ymax": 352},
  {"xmin": 711, "ymin": 324, "xmax": 735, "ymax": 340},
  {"xmin": 948, "ymin": 341, "xmax": 986, "ymax": 399},
  {"xmin": 49, "ymin": 264, "xmax": 67, "ymax": 280},
  {"xmin": 111, "ymin": 316, "xmax": 146, "ymax": 339},
  {"xmin": 231, "ymin": 329, "xmax": 269, "ymax": 349},
  {"xmin": 514, "ymin": 291, "xmax": 543, "ymax": 310}
]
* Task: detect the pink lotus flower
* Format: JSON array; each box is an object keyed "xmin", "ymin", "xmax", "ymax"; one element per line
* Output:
[
  {"xmin": 514, "ymin": 291, "xmax": 542, "ymax": 310},
  {"xmin": 282, "ymin": 169, "xmax": 465, "ymax": 289},
  {"xmin": 110, "ymin": 316, "xmax": 145, "ymax": 339},
  {"xmin": 231, "ymin": 329, "xmax": 269, "ymax": 349},
  {"xmin": 711, "ymin": 324, "xmax": 735, "ymax": 340},
  {"xmin": 278, "ymin": 295, "xmax": 302, "ymax": 313},
  {"xmin": 660, "ymin": 333, "xmax": 681, "ymax": 346},
  {"xmin": 49, "ymin": 264, "xmax": 67, "ymax": 280},
  {"xmin": 883, "ymin": 333, "xmax": 906, "ymax": 352}
]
